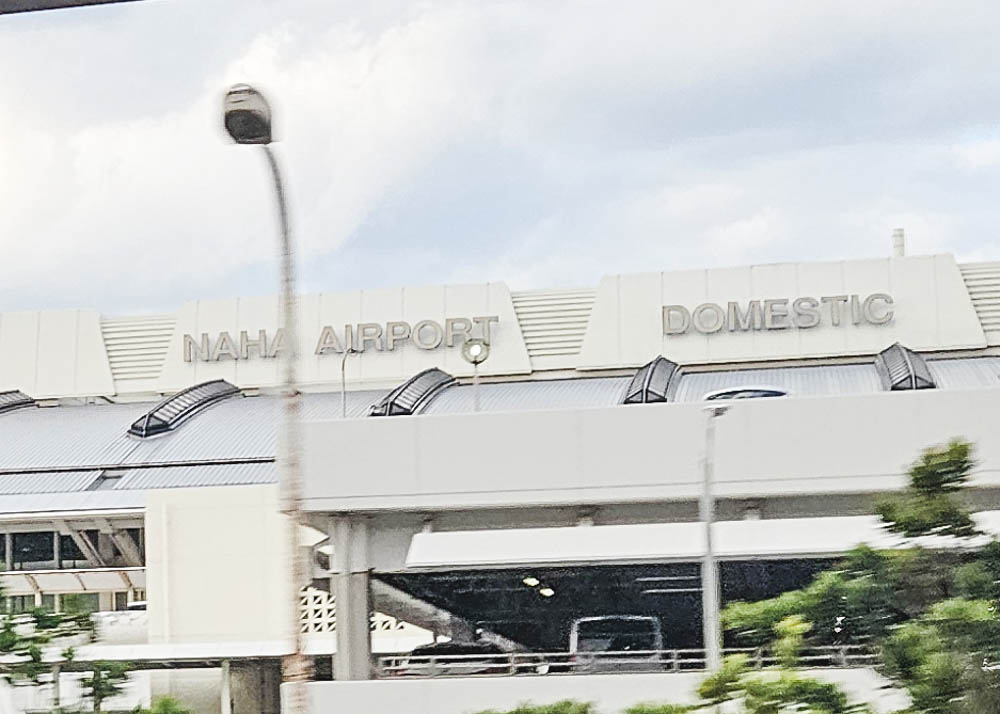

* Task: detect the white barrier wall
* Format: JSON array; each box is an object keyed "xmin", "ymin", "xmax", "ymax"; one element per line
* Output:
[
  {"xmin": 300, "ymin": 669, "xmax": 908, "ymax": 714},
  {"xmin": 302, "ymin": 388, "xmax": 1000, "ymax": 512},
  {"xmin": 145, "ymin": 484, "xmax": 293, "ymax": 644}
]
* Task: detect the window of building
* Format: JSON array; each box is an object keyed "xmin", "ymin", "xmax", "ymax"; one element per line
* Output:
[
  {"xmin": 61, "ymin": 593, "xmax": 100, "ymax": 614},
  {"xmin": 59, "ymin": 532, "xmax": 93, "ymax": 569},
  {"xmin": 12, "ymin": 532, "xmax": 54, "ymax": 569}
]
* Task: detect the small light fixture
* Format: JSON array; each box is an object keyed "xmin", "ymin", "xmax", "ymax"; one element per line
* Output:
[
  {"xmin": 522, "ymin": 576, "xmax": 540, "ymax": 587},
  {"xmin": 538, "ymin": 587, "xmax": 555, "ymax": 598},
  {"xmin": 461, "ymin": 338, "xmax": 490, "ymax": 365}
]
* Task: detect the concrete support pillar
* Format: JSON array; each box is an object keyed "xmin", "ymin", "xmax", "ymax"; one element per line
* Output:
[
  {"xmin": 450, "ymin": 616, "xmax": 476, "ymax": 642},
  {"xmin": 330, "ymin": 516, "xmax": 372, "ymax": 681},
  {"xmin": 221, "ymin": 659, "xmax": 232, "ymax": 714},
  {"xmin": 51, "ymin": 664, "xmax": 60, "ymax": 710}
]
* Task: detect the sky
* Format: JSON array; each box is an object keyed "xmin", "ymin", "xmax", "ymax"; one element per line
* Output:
[{"xmin": 2, "ymin": 0, "xmax": 1000, "ymax": 315}]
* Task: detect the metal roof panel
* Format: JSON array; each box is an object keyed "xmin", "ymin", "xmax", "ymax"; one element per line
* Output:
[{"xmin": 424, "ymin": 377, "xmax": 630, "ymax": 414}]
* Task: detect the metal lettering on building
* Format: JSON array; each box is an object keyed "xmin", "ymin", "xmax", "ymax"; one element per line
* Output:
[
  {"xmin": 182, "ymin": 316, "xmax": 500, "ymax": 362},
  {"xmin": 662, "ymin": 294, "xmax": 894, "ymax": 335}
]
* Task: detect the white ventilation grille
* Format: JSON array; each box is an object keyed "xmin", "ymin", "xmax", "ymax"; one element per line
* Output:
[
  {"xmin": 511, "ymin": 288, "xmax": 596, "ymax": 358},
  {"xmin": 960, "ymin": 262, "xmax": 1000, "ymax": 342},
  {"xmin": 101, "ymin": 315, "xmax": 176, "ymax": 384}
]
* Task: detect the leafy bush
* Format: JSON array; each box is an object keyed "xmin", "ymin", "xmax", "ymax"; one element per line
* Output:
[
  {"xmin": 474, "ymin": 701, "xmax": 594, "ymax": 714},
  {"xmin": 624, "ymin": 704, "xmax": 692, "ymax": 714},
  {"xmin": 132, "ymin": 696, "xmax": 193, "ymax": 714}
]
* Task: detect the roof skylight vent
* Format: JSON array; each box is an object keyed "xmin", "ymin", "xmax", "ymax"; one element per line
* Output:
[
  {"xmin": 369, "ymin": 368, "xmax": 456, "ymax": 417},
  {"xmin": 621, "ymin": 356, "xmax": 681, "ymax": 404},
  {"xmin": 129, "ymin": 379, "xmax": 240, "ymax": 437},
  {"xmin": 0, "ymin": 390, "xmax": 35, "ymax": 415},
  {"xmin": 874, "ymin": 343, "xmax": 936, "ymax": 391}
]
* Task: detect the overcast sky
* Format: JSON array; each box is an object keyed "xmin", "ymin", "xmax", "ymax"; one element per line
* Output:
[{"xmin": 2, "ymin": 0, "xmax": 1000, "ymax": 315}]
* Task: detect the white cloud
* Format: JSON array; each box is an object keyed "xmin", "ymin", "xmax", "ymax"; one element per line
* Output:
[{"xmin": 3, "ymin": 0, "xmax": 1000, "ymax": 311}]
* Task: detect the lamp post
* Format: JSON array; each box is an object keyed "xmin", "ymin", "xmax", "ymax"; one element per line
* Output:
[
  {"xmin": 223, "ymin": 84, "xmax": 311, "ymax": 710},
  {"xmin": 701, "ymin": 404, "xmax": 729, "ymax": 672},
  {"xmin": 461, "ymin": 338, "xmax": 490, "ymax": 412},
  {"xmin": 340, "ymin": 348, "xmax": 358, "ymax": 419}
]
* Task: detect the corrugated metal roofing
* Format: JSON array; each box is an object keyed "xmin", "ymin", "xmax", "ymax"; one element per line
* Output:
[
  {"xmin": 927, "ymin": 357, "xmax": 1000, "ymax": 390},
  {"xmin": 121, "ymin": 390, "xmax": 386, "ymax": 464},
  {"xmin": 673, "ymin": 364, "xmax": 883, "ymax": 402},
  {"xmin": 113, "ymin": 463, "xmax": 275, "ymax": 490},
  {"xmin": 0, "ymin": 402, "xmax": 145, "ymax": 471},
  {"xmin": 0, "ymin": 470, "xmax": 98, "ymax": 495},
  {"xmin": 0, "ymin": 360, "xmax": 996, "ymax": 508},
  {"xmin": 424, "ymin": 377, "xmax": 630, "ymax": 414}
]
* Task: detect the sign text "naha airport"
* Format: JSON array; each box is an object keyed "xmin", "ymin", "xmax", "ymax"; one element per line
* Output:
[
  {"xmin": 663, "ymin": 294, "xmax": 894, "ymax": 335},
  {"xmin": 183, "ymin": 316, "xmax": 500, "ymax": 362}
]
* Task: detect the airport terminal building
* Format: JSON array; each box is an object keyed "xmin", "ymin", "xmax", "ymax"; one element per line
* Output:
[{"xmin": 1, "ymin": 252, "xmax": 1000, "ymax": 712}]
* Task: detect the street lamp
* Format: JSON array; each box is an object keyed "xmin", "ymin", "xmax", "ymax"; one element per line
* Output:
[
  {"xmin": 461, "ymin": 338, "xmax": 490, "ymax": 412},
  {"xmin": 701, "ymin": 404, "xmax": 729, "ymax": 671},
  {"xmin": 223, "ymin": 84, "xmax": 311, "ymax": 707},
  {"xmin": 340, "ymin": 347, "xmax": 359, "ymax": 419}
]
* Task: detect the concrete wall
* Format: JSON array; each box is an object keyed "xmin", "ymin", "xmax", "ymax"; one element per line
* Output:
[
  {"xmin": 302, "ymin": 387, "xmax": 1000, "ymax": 512},
  {"xmin": 579, "ymin": 254, "xmax": 985, "ymax": 367},
  {"xmin": 156, "ymin": 282, "xmax": 531, "ymax": 393},
  {"xmin": 0, "ymin": 309, "xmax": 114, "ymax": 398},
  {"xmin": 145, "ymin": 484, "xmax": 292, "ymax": 644},
  {"xmin": 301, "ymin": 669, "xmax": 908, "ymax": 714}
]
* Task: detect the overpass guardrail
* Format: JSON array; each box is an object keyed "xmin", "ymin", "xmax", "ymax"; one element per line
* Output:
[{"xmin": 375, "ymin": 645, "xmax": 878, "ymax": 678}]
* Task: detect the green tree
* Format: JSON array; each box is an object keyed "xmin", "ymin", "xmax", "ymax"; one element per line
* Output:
[
  {"xmin": 721, "ymin": 439, "xmax": 1000, "ymax": 713},
  {"xmin": 876, "ymin": 439, "xmax": 979, "ymax": 538},
  {"xmin": 80, "ymin": 660, "xmax": 131, "ymax": 713}
]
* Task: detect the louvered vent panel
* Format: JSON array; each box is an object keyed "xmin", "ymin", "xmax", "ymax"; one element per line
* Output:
[
  {"xmin": 960, "ymin": 262, "xmax": 1000, "ymax": 339},
  {"xmin": 101, "ymin": 315, "xmax": 176, "ymax": 383},
  {"xmin": 511, "ymin": 289, "xmax": 596, "ymax": 358}
]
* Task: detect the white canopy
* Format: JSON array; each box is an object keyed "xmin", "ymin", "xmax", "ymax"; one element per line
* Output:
[{"xmin": 406, "ymin": 512, "xmax": 1000, "ymax": 569}]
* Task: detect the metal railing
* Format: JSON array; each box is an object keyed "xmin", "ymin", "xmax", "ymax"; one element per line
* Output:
[{"xmin": 375, "ymin": 645, "xmax": 878, "ymax": 679}]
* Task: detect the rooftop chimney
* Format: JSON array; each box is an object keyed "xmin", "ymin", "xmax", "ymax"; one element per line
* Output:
[{"xmin": 892, "ymin": 228, "xmax": 905, "ymax": 257}]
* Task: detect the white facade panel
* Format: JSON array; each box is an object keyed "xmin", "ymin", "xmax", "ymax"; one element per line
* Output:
[
  {"xmin": 0, "ymin": 311, "xmax": 39, "ymax": 394},
  {"xmin": 579, "ymin": 255, "xmax": 986, "ymax": 368},
  {"xmin": 0, "ymin": 310, "xmax": 114, "ymax": 399},
  {"xmin": 156, "ymin": 282, "xmax": 530, "ymax": 394},
  {"xmin": 145, "ymin": 485, "xmax": 293, "ymax": 645}
]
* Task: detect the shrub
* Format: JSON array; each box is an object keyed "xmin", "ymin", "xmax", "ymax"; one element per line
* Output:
[
  {"xmin": 474, "ymin": 701, "xmax": 595, "ymax": 714},
  {"xmin": 624, "ymin": 704, "xmax": 692, "ymax": 714}
]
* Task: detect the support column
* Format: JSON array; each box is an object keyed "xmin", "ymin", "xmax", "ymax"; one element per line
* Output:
[
  {"xmin": 221, "ymin": 659, "xmax": 232, "ymax": 714},
  {"xmin": 330, "ymin": 516, "xmax": 372, "ymax": 681},
  {"xmin": 51, "ymin": 664, "xmax": 60, "ymax": 710}
]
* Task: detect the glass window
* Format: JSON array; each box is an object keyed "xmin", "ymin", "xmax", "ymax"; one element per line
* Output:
[
  {"xmin": 13, "ymin": 532, "xmax": 54, "ymax": 569},
  {"xmin": 59, "ymin": 533, "xmax": 91, "ymax": 569},
  {"xmin": 61, "ymin": 593, "xmax": 100, "ymax": 615},
  {"xmin": 9, "ymin": 596, "xmax": 35, "ymax": 614}
]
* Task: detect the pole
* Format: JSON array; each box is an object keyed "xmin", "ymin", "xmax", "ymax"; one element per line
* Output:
[
  {"xmin": 262, "ymin": 145, "xmax": 311, "ymax": 709},
  {"xmin": 473, "ymin": 363, "xmax": 480, "ymax": 412},
  {"xmin": 701, "ymin": 406, "xmax": 726, "ymax": 671},
  {"xmin": 341, "ymin": 349, "xmax": 352, "ymax": 419}
]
